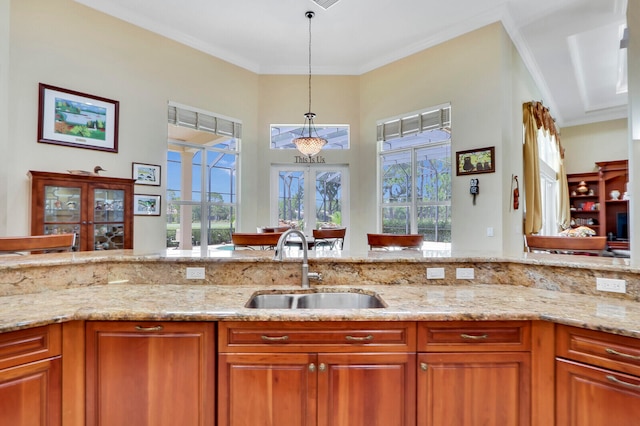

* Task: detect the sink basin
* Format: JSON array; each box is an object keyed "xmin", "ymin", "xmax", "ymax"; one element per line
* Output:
[
  {"xmin": 245, "ymin": 290, "xmax": 386, "ymax": 309},
  {"xmin": 296, "ymin": 292, "xmax": 385, "ymax": 309}
]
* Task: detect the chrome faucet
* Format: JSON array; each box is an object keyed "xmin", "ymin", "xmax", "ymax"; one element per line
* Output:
[{"xmin": 274, "ymin": 229, "xmax": 322, "ymax": 289}]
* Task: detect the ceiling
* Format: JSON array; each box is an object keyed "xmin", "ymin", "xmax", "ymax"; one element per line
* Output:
[{"xmin": 76, "ymin": 0, "xmax": 628, "ymax": 128}]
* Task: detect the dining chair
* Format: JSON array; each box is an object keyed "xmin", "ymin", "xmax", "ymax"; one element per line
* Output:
[
  {"xmin": 231, "ymin": 232, "xmax": 283, "ymax": 250},
  {"xmin": 0, "ymin": 233, "xmax": 76, "ymax": 255},
  {"xmin": 312, "ymin": 227, "xmax": 346, "ymax": 250},
  {"xmin": 257, "ymin": 226, "xmax": 291, "ymax": 233},
  {"xmin": 367, "ymin": 233, "xmax": 424, "ymax": 250}
]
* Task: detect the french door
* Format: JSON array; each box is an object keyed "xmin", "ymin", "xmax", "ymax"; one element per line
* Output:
[{"xmin": 270, "ymin": 165, "xmax": 349, "ymax": 247}]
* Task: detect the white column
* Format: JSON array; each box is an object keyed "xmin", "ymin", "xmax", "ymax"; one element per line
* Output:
[
  {"xmin": 628, "ymin": 1, "xmax": 639, "ymax": 265},
  {"xmin": 179, "ymin": 151, "xmax": 194, "ymax": 250}
]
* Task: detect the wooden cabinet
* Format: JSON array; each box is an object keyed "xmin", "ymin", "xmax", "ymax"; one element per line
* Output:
[
  {"xmin": 417, "ymin": 321, "xmax": 531, "ymax": 426},
  {"xmin": 29, "ymin": 171, "xmax": 134, "ymax": 251},
  {"xmin": 0, "ymin": 324, "xmax": 62, "ymax": 426},
  {"xmin": 218, "ymin": 321, "xmax": 416, "ymax": 426},
  {"xmin": 597, "ymin": 160, "xmax": 629, "ymax": 249},
  {"xmin": 567, "ymin": 172, "xmax": 601, "ymax": 232},
  {"xmin": 85, "ymin": 321, "xmax": 215, "ymax": 426},
  {"xmin": 556, "ymin": 324, "xmax": 640, "ymax": 425},
  {"xmin": 567, "ymin": 160, "xmax": 629, "ymax": 249}
]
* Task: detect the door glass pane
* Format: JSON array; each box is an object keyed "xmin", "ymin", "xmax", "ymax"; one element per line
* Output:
[
  {"xmin": 382, "ymin": 151, "xmax": 412, "ymax": 203},
  {"xmin": 93, "ymin": 189, "xmax": 125, "ymax": 223},
  {"xmin": 44, "ymin": 185, "xmax": 81, "ymax": 223},
  {"xmin": 417, "ymin": 206, "xmax": 451, "ymax": 242},
  {"xmin": 315, "ymin": 171, "xmax": 342, "ymax": 228},
  {"xmin": 191, "ymin": 150, "xmax": 202, "ymax": 202},
  {"xmin": 382, "ymin": 206, "xmax": 411, "ymax": 234},
  {"xmin": 278, "ymin": 171, "xmax": 305, "ymax": 229},
  {"xmin": 206, "ymin": 205, "xmax": 234, "ymax": 246},
  {"xmin": 415, "ymin": 145, "xmax": 451, "ymax": 202},
  {"xmin": 206, "ymin": 152, "xmax": 236, "ymax": 203},
  {"xmin": 94, "ymin": 224, "xmax": 125, "ymax": 250}
]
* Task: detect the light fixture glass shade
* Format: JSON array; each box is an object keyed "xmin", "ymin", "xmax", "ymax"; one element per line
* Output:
[
  {"xmin": 294, "ymin": 136, "xmax": 327, "ymax": 157},
  {"xmin": 293, "ymin": 112, "xmax": 327, "ymax": 157}
]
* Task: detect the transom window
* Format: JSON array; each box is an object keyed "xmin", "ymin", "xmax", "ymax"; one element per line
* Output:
[{"xmin": 270, "ymin": 124, "xmax": 350, "ymax": 150}]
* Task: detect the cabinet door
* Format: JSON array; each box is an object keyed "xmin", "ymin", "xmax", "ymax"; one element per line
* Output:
[
  {"xmin": 417, "ymin": 352, "xmax": 530, "ymax": 426},
  {"xmin": 91, "ymin": 186, "xmax": 127, "ymax": 250},
  {"xmin": 0, "ymin": 357, "xmax": 61, "ymax": 426},
  {"xmin": 85, "ymin": 322, "xmax": 215, "ymax": 426},
  {"xmin": 218, "ymin": 353, "xmax": 317, "ymax": 426},
  {"xmin": 40, "ymin": 182, "xmax": 83, "ymax": 250},
  {"xmin": 317, "ymin": 353, "xmax": 416, "ymax": 426},
  {"xmin": 557, "ymin": 358, "xmax": 640, "ymax": 425}
]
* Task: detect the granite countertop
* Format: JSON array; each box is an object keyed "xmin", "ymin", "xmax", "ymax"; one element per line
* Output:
[
  {"xmin": 1, "ymin": 282, "xmax": 639, "ymax": 339},
  {"xmin": 1, "ymin": 249, "xmax": 639, "ymax": 338}
]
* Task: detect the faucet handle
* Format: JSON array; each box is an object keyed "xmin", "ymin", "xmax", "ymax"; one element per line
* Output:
[{"xmin": 308, "ymin": 272, "xmax": 323, "ymax": 282}]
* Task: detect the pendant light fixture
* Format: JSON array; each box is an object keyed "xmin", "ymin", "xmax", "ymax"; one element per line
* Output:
[{"xmin": 293, "ymin": 11, "xmax": 327, "ymax": 158}]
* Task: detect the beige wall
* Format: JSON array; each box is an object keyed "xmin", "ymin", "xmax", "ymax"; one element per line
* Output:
[
  {"xmin": 562, "ymin": 119, "xmax": 628, "ymax": 174},
  {"xmin": 6, "ymin": 0, "xmax": 258, "ymax": 251},
  {"xmin": 3, "ymin": 1, "xmax": 543, "ymax": 255}
]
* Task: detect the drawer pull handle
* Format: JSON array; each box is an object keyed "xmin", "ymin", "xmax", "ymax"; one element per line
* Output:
[
  {"xmin": 606, "ymin": 348, "xmax": 640, "ymax": 361},
  {"xmin": 261, "ymin": 335, "xmax": 289, "ymax": 342},
  {"xmin": 135, "ymin": 325, "xmax": 163, "ymax": 332},
  {"xmin": 606, "ymin": 375, "xmax": 640, "ymax": 390},
  {"xmin": 460, "ymin": 333, "xmax": 488, "ymax": 340},
  {"xmin": 346, "ymin": 334, "xmax": 374, "ymax": 342},
  {"xmin": 420, "ymin": 362, "xmax": 428, "ymax": 371}
]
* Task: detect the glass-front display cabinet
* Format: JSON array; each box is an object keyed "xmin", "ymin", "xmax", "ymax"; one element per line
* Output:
[{"xmin": 29, "ymin": 171, "xmax": 135, "ymax": 251}]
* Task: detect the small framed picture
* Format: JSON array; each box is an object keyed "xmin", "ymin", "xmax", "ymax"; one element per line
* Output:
[
  {"xmin": 38, "ymin": 83, "xmax": 119, "ymax": 153},
  {"xmin": 456, "ymin": 146, "xmax": 495, "ymax": 176},
  {"xmin": 132, "ymin": 162, "xmax": 161, "ymax": 186},
  {"xmin": 134, "ymin": 194, "xmax": 161, "ymax": 216}
]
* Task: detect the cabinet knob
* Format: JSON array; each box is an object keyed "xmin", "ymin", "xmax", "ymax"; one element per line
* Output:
[
  {"xmin": 420, "ymin": 362, "xmax": 428, "ymax": 371},
  {"xmin": 309, "ymin": 363, "xmax": 316, "ymax": 372},
  {"xmin": 319, "ymin": 363, "xmax": 326, "ymax": 372}
]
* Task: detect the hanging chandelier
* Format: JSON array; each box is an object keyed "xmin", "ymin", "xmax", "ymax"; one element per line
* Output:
[{"xmin": 293, "ymin": 11, "xmax": 327, "ymax": 158}]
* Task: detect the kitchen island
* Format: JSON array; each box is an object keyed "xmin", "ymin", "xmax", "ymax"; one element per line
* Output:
[{"xmin": 0, "ymin": 249, "xmax": 639, "ymax": 425}]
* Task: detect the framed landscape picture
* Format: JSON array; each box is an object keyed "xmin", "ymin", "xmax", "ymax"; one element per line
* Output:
[
  {"xmin": 134, "ymin": 194, "xmax": 161, "ymax": 216},
  {"xmin": 38, "ymin": 83, "xmax": 119, "ymax": 153},
  {"xmin": 132, "ymin": 162, "xmax": 161, "ymax": 186},
  {"xmin": 456, "ymin": 146, "xmax": 495, "ymax": 176}
]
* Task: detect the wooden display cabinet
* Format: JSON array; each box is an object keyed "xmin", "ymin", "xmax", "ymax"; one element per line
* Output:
[
  {"xmin": 596, "ymin": 160, "xmax": 629, "ymax": 249},
  {"xmin": 29, "ymin": 171, "xmax": 134, "ymax": 251},
  {"xmin": 567, "ymin": 172, "xmax": 600, "ymax": 233},
  {"xmin": 567, "ymin": 160, "xmax": 629, "ymax": 250}
]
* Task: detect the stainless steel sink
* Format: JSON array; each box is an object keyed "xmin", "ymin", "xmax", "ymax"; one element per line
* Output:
[{"xmin": 245, "ymin": 290, "xmax": 386, "ymax": 309}]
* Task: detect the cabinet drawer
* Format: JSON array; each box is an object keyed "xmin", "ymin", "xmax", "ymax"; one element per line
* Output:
[
  {"xmin": 556, "ymin": 325, "xmax": 640, "ymax": 376},
  {"xmin": 219, "ymin": 321, "xmax": 416, "ymax": 352},
  {"xmin": 0, "ymin": 324, "xmax": 62, "ymax": 370},
  {"xmin": 418, "ymin": 321, "xmax": 530, "ymax": 352}
]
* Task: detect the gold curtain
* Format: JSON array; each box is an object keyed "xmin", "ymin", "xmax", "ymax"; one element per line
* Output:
[
  {"xmin": 557, "ymin": 143, "xmax": 571, "ymax": 230},
  {"xmin": 523, "ymin": 101, "xmax": 570, "ymax": 234},
  {"xmin": 523, "ymin": 102, "xmax": 542, "ymax": 234}
]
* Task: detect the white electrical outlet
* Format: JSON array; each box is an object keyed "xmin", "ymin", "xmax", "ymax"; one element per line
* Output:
[
  {"xmin": 596, "ymin": 277, "xmax": 626, "ymax": 293},
  {"xmin": 186, "ymin": 267, "xmax": 206, "ymax": 280},
  {"xmin": 426, "ymin": 267, "xmax": 445, "ymax": 279},
  {"xmin": 456, "ymin": 267, "xmax": 474, "ymax": 280},
  {"xmin": 487, "ymin": 227, "xmax": 494, "ymax": 237}
]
